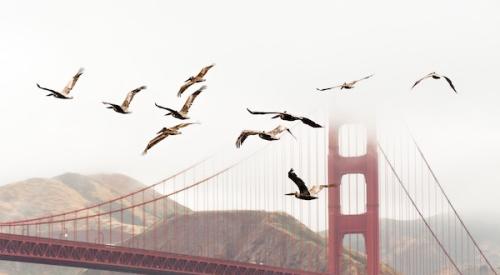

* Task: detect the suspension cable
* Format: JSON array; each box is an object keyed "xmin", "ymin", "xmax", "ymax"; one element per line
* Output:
[
  {"xmin": 406, "ymin": 127, "xmax": 498, "ymax": 275},
  {"xmin": 378, "ymin": 142, "xmax": 463, "ymax": 275}
]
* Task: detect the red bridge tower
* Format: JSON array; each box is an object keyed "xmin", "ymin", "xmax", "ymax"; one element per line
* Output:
[{"xmin": 327, "ymin": 117, "xmax": 380, "ymax": 275}]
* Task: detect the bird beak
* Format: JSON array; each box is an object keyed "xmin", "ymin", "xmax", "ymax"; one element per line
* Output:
[{"xmin": 285, "ymin": 193, "xmax": 295, "ymax": 196}]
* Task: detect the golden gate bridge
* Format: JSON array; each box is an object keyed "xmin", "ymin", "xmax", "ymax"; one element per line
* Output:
[{"xmin": 0, "ymin": 111, "xmax": 496, "ymax": 275}]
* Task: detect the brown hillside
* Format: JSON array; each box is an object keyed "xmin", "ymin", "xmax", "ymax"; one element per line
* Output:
[
  {"xmin": 83, "ymin": 210, "xmax": 399, "ymax": 275},
  {"xmin": 0, "ymin": 173, "xmax": 189, "ymax": 275}
]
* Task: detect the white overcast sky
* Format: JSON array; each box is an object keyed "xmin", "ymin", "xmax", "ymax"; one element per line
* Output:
[{"xmin": 0, "ymin": 0, "xmax": 499, "ymax": 216}]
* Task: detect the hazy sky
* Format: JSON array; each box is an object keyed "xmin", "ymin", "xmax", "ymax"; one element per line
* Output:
[{"xmin": 0, "ymin": 0, "xmax": 499, "ymax": 217}]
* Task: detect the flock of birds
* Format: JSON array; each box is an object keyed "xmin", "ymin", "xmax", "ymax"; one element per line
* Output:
[{"xmin": 35, "ymin": 66, "xmax": 458, "ymax": 200}]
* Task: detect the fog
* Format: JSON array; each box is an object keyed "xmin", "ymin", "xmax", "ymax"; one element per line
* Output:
[{"xmin": 0, "ymin": 0, "xmax": 499, "ymax": 217}]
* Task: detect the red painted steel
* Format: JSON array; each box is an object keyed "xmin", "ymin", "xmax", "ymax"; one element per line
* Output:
[
  {"xmin": 0, "ymin": 233, "xmax": 323, "ymax": 275},
  {"xmin": 327, "ymin": 120, "xmax": 379, "ymax": 275}
]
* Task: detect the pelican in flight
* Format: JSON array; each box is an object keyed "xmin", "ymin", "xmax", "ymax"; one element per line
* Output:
[
  {"xmin": 155, "ymin": 85, "xmax": 206, "ymax": 120},
  {"xmin": 36, "ymin": 68, "xmax": 84, "ymax": 99},
  {"xmin": 316, "ymin": 74, "xmax": 374, "ymax": 91},
  {"xmin": 411, "ymin": 72, "xmax": 457, "ymax": 93},
  {"xmin": 246, "ymin": 108, "xmax": 322, "ymax": 128},
  {"xmin": 235, "ymin": 125, "xmax": 295, "ymax": 148},
  {"xmin": 285, "ymin": 168, "xmax": 337, "ymax": 200},
  {"xmin": 142, "ymin": 122, "xmax": 198, "ymax": 155},
  {"xmin": 178, "ymin": 64, "xmax": 215, "ymax": 97},
  {"xmin": 102, "ymin": 86, "xmax": 147, "ymax": 114}
]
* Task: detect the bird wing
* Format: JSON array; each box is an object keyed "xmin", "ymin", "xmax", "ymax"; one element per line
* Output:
[
  {"xmin": 195, "ymin": 63, "xmax": 215, "ymax": 79},
  {"xmin": 122, "ymin": 86, "xmax": 146, "ymax": 108},
  {"xmin": 142, "ymin": 132, "xmax": 170, "ymax": 155},
  {"xmin": 170, "ymin": 122, "xmax": 198, "ymax": 131},
  {"xmin": 246, "ymin": 108, "xmax": 282, "ymax": 115},
  {"xmin": 268, "ymin": 125, "xmax": 296, "ymax": 139},
  {"xmin": 288, "ymin": 169, "xmax": 310, "ymax": 195},
  {"xmin": 155, "ymin": 103, "xmax": 176, "ymax": 113},
  {"xmin": 61, "ymin": 68, "xmax": 84, "ymax": 95},
  {"xmin": 156, "ymin": 127, "xmax": 171, "ymax": 135},
  {"xmin": 351, "ymin": 74, "xmax": 374, "ymax": 85},
  {"xmin": 180, "ymin": 85, "xmax": 206, "ymax": 114},
  {"xmin": 315, "ymin": 84, "xmax": 342, "ymax": 91},
  {"xmin": 268, "ymin": 125, "xmax": 287, "ymax": 135},
  {"xmin": 36, "ymin": 83, "xmax": 58, "ymax": 94},
  {"xmin": 411, "ymin": 73, "xmax": 433, "ymax": 89},
  {"xmin": 299, "ymin": 117, "xmax": 323, "ymax": 128},
  {"xmin": 442, "ymin": 76, "xmax": 457, "ymax": 93},
  {"xmin": 102, "ymin": 101, "xmax": 121, "ymax": 109},
  {"xmin": 308, "ymin": 184, "xmax": 337, "ymax": 195},
  {"xmin": 178, "ymin": 80, "xmax": 195, "ymax": 97},
  {"xmin": 235, "ymin": 130, "xmax": 260, "ymax": 148},
  {"xmin": 308, "ymin": 185, "xmax": 324, "ymax": 196}
]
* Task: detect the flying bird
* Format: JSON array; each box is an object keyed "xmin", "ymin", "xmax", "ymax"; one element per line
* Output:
[
  {"xmin": 178, "ymin": 64, "xmax": 215, "ymax": 97},
  {"xmin": 235, "ymin": 125, "xmax": 295, "ymax": 148},
  {"xmin": 155, "ymin": 85, "xmax": 206, "ymax": 120},
  {"xmin": 285, "ymin": 168, "xmax": 337, "ymax": 200},
  {"xmin": 246, "ymin": 108, "xmax": 322, "ymax": 128},
  {"xmin": 411, "ymin": 72, "xmax": 457, "ymax": 93},
  {"xmin": 102, "ymin": 86, "xmax": 147, "ymax": 114},
  {"xmin": 142, "ymin": 122, "xmax": 198, "ymax": 155},
  {"xmin": 36, "ymin": 68, "xmax": 84, "ymax": 99},
  {"xmin": 316, "ymin": 74, "xmax": 374, "ymax": 91}
]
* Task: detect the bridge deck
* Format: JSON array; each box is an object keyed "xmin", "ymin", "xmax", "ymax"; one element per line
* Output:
[{"xmin": 0, "ymin": 233, "xmax": 323, "ymax": 275}]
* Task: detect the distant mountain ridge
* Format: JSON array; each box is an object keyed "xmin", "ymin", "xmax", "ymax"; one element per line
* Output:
[
  {"xmin": 319, "ymin": 215, "xmax": 500, "ymax": 275},
  {"xmin": 0, "ymin": 173, "xmax": 399, "ymax": 275},
  {"xmin": 0, "ymin": 173, "xmax": 190, "ymax": 275}
]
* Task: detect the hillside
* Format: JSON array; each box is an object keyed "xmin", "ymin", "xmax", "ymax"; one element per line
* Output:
[
  {"xmin": 0, "ymin": 173, "xmax": 190, "ymax": 275},
  {"xmin": 0, "ymin": 173, "xmax": 399, "ymax": 275},
  {"xmin": 83, "ymin": 211, "xmax": 399, "ymax": 275},
  {"xmin": 321, "ymin": 216, "xmax": 500, "ymax": 275},
  {"xmin": 0, "ymin": 173, "xmax": 190, "ymax": 222}
]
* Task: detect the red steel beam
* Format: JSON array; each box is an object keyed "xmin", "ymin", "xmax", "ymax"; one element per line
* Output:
[{"xmin": 0, "ymin": 233, "xmax": 323, "ymax": 275}]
